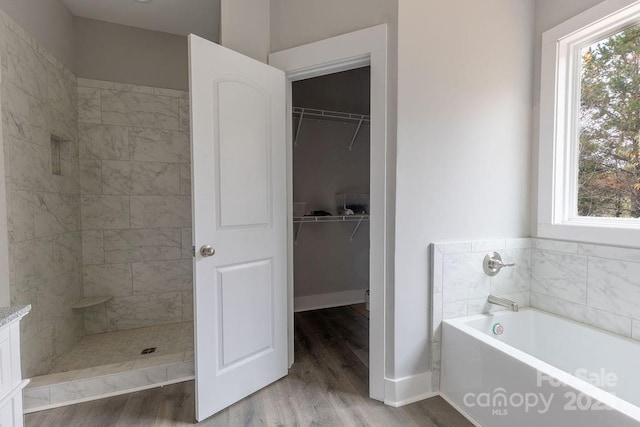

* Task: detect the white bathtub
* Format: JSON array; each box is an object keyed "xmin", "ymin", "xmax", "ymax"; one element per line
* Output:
[{"xmin": 441, "ymin": 308, "xmax": 640, "ymax": 426}]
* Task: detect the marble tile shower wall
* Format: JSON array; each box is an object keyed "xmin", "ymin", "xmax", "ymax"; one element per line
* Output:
[
  {"xmin": 77, "ymin": 78, "xmax": 192, "ymax": 334},
  {"xmin": 0, "ymin": 11, "xmax": 83, "ymax": 377}
]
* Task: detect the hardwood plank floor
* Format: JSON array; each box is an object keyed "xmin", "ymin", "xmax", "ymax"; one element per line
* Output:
[{"xmin": 25, "ymin": 306, "xmax": 471, "ymax": 426}]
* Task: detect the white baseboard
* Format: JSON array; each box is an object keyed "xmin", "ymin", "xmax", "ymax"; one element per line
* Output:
[
  {"xmin": 294, "ymin": 289, "xmax": 367, "ymax": 312},
  {"xmin": 384, "ymin": 371, "xmax": 438, "ymax": 407}
]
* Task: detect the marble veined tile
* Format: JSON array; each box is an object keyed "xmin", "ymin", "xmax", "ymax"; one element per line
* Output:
[
  {"xmin": 442, "ymin": 251, "xmax": 490, "ymax": 303},
  {"xmin": 167, "ymin": 361, "xmax": 195, "ymax": 381},
  {"xmin": 533, "ymin": 239, "xmax": 578, "ymax": 254},
  {"xmin": 443, "ymin": 301, "xmax": 468, "ymax": 320},
  {"xmin": 531, "ymin": 249, "xmax": 587, "ymax": 304},
  {"xmin": 33, "ymin": 192, "xmax": 80, "ymax": 237},
  {"xmin": 10, "ymin": 189, "xmax": 35, "ymax": 242},
  {"xmin": 633, "ymin": 320, "xmax": 640, "ymax": 341},
  {"xmin": 79, "ymin": 159, "xmax": 102, "ymax": 195},
  {"xmin": 129, "ymin": 195, "xmax": 191, "ymax": 229},
  {"xmin": 13, "ymin": 237, "xmax": 52, "ymax": 287},
  {"xmin": 82, "ymin": 230, "xmax": 104, "ymax": 265},
  {"xmin": 49, "ymin": 366, "xmax": 167, "ymax": 404},
  {"xmin": 104, "ymin": 228, "xmax": 181, "ymax": 249},
  {"xmin": 78, "ymin": 86, "xmax": 101, "ymax": 124},
  {"xmin": 23, "ymin": 387, "xmax": 50, "ymax": 408},
  {"xmin": 578, "ymin": 243, "xmax": 640, "ymax": 263},
  {"xmin": 434, "ymin": 241, "xmax": 471, "ymax": 254},
  {"xmin": 181, "ymin": 228, "xmax": 192, "ymax": 260},
  {"xmin": 81, "ymin": 195, "xmax": 130, "ymax": 230},
  {"xmin": 101, "ymin": 161, "xmax": 180, "ymax": 196},
  {"xmin": 431, "ymin": 244, "xmax": 443, "ymax": 294},
  {"xmin": 79, "ymin": 123, "xmax": 129, "ymax": 161},
  {"xmin": 106, "ymin": 292, "xmax": 183, "ymax": 331},
  {"xmin": 182, "ymin": 290, "xmax": 193, "ymax": 322},
  {"xmin": 471, "ymin": 240, "xmax": 506, "ymax": 252},
  {"xmin": 490, "ymin": 248, "xmax": 531, "ymax": 295},
  {"xmin": 101, "ymin": 90, "xmax": 179, "ymax": 130},
  {"xmin": 129, "ymin": 127, "xmax": 190, "ymax": 163},
  {"xmin": 532, "ymin": 291, "xmax": 632, "ymax": 337},
  {"xmin": 77, "ymin": 78, "xmax": 115, "ymax": 90},
  {"xmin": 180, "ymin": 164, "xmax": 191, "ymax": 196},
  {"xmin": 51, "ymin": 232, "xmax": 82, "ymax": 275},
  {"xmin": 179, "ymin": 97, "xmax": 190, "ymax": 132},
  {"xmin": 132, "ymin": 259, "xmax": 192, "ymax": 294},
  {"xmin": 48, "ymin": 321, "xmax": 193, "ymax": 373},
  {"xmin": 103, "ymin": 228, "xmax": 182, "ymax": 263},
  {"xmin": 83, "ymin": 263, "xmax": 132, "ymax": 297},
  {"xmin": 587, "ymin": 257, "xmax": 640, "ymax": 319},
  {"xmin": 7, "ymin": 29, "xmax": 48, "ymax": 100}
]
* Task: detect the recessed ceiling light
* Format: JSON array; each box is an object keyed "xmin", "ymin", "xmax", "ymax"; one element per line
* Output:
[{"xmin": 134, "ymin": 0, "xmax": 153, "ymax": 3}]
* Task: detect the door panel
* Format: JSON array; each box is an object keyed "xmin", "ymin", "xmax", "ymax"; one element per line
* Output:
[
  {"xmin": 189, "ymin": 34, "xmax": 287, "ymax": 421},
  {"xmin": 217, "ymin": 81, "xmax": 271, "ymax": 228},
  {"xmin": 218, "ymin": 259, "xmax": 273, "ymax": 368}
]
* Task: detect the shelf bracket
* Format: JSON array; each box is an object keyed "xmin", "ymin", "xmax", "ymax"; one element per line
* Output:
[
  {"xmin": 348, "ymin": 117, "xmax": 364, "ymax": 151},
  {"xmin": 349, "ymin": 216, "xmax": 365, "ymax": 242},
  {"xmin": 294, "ymin": 221, "xmax": 304, "ymax": 245},
  {"xmin": 294, "ymin": 108, "xmax": 305, "ymax": 148}
]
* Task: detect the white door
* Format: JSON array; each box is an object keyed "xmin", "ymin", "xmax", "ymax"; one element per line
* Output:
[{"xmin": 188, "ymin": 34, "xmax": 288, "ymax": 421}]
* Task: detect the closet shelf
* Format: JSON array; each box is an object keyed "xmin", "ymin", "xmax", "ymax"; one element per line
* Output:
[
  {"xmin": 294, "ymin": 215, "xmax": 369, "ymax": 244},
  {"xmin": 293, "ymin": 215, "xmax": 369, "ymax": 223},
  {"xmin": 72, "ymin": 296, "xmax": 112, "ymax": 310},
  {"xmin": 293, "ymin": 107, "xmax": 370, "ymax": 124},
  {"xmin": 293, "ymin": 107, "xmax": 370, "ymax": 150}
]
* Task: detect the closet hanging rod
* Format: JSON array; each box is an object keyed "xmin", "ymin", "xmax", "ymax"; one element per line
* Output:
[{"xmin": 293, "ymin": 107, "xmax": 370, "ymax": 124}]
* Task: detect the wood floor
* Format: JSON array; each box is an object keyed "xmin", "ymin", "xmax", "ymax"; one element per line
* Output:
[{"xmin": 25, "ymin": 306, "xmax": 471, "ymax": 427}]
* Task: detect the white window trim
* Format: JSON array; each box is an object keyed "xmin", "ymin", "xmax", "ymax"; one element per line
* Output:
[{"xmin": 538, "ymin": 0, "xmax": 640, "ymax": 247}]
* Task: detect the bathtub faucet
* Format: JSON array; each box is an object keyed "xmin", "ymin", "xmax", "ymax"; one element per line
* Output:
[{"xmin": 487, "ymin": 295, "xmax": 519, "ymax": 312}]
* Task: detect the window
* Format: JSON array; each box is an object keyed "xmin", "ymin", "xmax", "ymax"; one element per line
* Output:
[{"xmin": 538, "ymin": 0, "xmax": 640, "ymax": 246}]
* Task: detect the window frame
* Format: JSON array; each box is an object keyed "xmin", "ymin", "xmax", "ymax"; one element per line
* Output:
[{"xmin": 538, "ymin": 0, "xmax": 640, "ymax": 247}]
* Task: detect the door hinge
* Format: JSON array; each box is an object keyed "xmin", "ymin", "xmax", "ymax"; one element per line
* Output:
[{"xmin": 191, "ymin": 245, "xmax": 196, "ymax": 257}]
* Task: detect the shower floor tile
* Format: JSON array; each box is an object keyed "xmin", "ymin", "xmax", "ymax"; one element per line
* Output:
[{"xmin": 48, "ymin": 321, "xmax": 193, "ymax": 374}]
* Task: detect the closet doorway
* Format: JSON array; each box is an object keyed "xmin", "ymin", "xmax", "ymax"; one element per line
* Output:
[
  {"xmin": 270, "ymin": 24, "xmax": 389, "ymax": 402},
  {"xmin": 291, "ymin": 67, "xmax": 371, "ymax": 392}
]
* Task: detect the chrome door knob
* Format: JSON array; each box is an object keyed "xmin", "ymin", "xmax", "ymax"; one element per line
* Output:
[{"xmin": 200, "ymin": 245, "xmax": 215, "ymax": 257}]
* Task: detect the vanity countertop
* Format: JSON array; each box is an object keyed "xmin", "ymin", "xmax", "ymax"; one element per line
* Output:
[{"xmin": 0, "ymin": 305, "xmax": 31, "ymax": 328}]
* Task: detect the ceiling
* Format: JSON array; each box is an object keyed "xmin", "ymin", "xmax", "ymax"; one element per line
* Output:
[{"xmin": 62, "ymin": 0, "xmax": 220, "ymax": 41}]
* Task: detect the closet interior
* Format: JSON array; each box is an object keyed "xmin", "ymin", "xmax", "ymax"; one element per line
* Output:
[{"xmin": 292, "ymin": 67, "xmax": 371, "ymax": 320}]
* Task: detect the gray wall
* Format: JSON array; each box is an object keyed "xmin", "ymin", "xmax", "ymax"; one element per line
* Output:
[
  {"xmin": 74, "ymin": 17, "xmax": 189, "ymax": 91},
  {"xmin": 0, "ymin": 0, "xmax": 75, "ymax": 70},
  {"xmin": 221, "ymin": 0, "xmax": 270, "ymax": 62},
  {"xmin": 395, "ymin": 0, "xmax": 534, "ymax": 381},
  {"xmin": 530, "ymin": 0, "xmax": 604, "ymax": 236}
]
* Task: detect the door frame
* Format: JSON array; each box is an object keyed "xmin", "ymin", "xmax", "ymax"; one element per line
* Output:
[{"xmin": 269, "ymin": 24, "xmax": 388, "ymax": 401}]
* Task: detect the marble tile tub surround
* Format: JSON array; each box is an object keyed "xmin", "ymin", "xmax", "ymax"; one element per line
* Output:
[
  {"xmin": 0, "ymin": 9, "xmax": 84, "ymax": 378},
  {"xmin": 430, "ymin": 237, "xmax": 640, "ymax": 392},
  {"xmin": 77, "ymin": 78, "xmax": 193, "ymax": 334},
  {"xmin": 529, "ymin": 238, "xmax": 640, "ymax": 340},
  {"xmin": 430, "ymin": 238, "xmax": 533, "ymax": 390}
]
